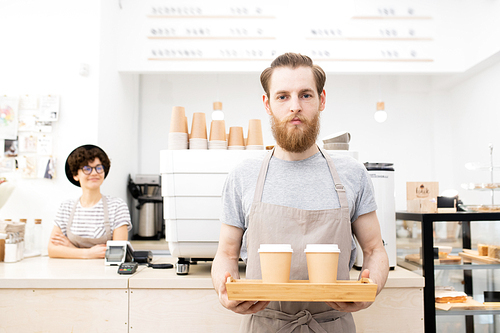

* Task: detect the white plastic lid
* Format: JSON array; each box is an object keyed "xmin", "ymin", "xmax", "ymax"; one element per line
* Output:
[
  {"xmin": 304, "ymin": 244, "xmax": 340, "ymax": 253},
  {"xmin": 258, "ymin": 244, "xmax": 293, "ymax": 253}
]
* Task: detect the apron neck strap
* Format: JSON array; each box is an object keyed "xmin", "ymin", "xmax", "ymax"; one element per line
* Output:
[
  {"xmin": 252, "ymin": 148, "xmax": 275, "ymax": 203},
  {"xmin": 318, "ymin": 146, "xmax": 349, "ymax": 210}
]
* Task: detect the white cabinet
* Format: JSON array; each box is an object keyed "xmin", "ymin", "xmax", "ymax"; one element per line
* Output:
[{"xmin": 160, "ymin": 150, "xmax": 266, "ymax": 259}]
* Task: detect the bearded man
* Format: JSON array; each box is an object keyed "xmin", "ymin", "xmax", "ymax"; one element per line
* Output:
[{"xmin": 212, "ymin": 53, "xmax": 389, "ymax": 333}]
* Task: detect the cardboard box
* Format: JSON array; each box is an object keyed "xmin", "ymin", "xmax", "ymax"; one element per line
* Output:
[{"xmin": 407, "ymin": 182, "xmax": 439, "ymax": 213}]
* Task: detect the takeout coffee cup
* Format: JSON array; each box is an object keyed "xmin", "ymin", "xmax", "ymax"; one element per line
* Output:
[
  {"xmin": 305, "ymin": 244, "xmax": 340, "ymax": 283},
  {"xmin": 169, "ymin": 106, "xmax": 187, "ymax": 133},
  {"xmin": 247, "ymin": 119, "xmax": 263, "ymax": 146},
  {"xmin": 258, "ymin": 244, "xmax": 293, "ymax": 283},
  {"xmin": 209, "ymin": 120, "xmax": 226, "ymax": 141},
  {"xmin": 190, "ymin": 112, "xmax": 207, "ymax": 139},
  {"xmin": 228, "ymin": 126, "xmax": 245, "ymax": 147}
]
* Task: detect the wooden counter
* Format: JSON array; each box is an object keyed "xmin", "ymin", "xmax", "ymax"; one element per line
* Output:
[{"xmin": 0, "ymin": 257, "xmax": 424, "ymax": 333}]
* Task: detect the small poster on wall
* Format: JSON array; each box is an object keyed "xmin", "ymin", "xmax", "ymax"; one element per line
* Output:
[
  {"xmin": 18, "ymin": 134, "xmax": 37, "ymax": 153},
  {"xmin": 39, "ymin": 95, "xmax": 59, "ymax": 121},
  {"xmin": 0, "ymin": 96, "xmax": 19, "ymax": 140},
  {"xmin": 18, "ymin": 110, "xmax": 38, "ymax": 132},
  {"xmin": 19, "ymin": 95, "xmax": 38, "ymax": 110},
  {"xmin": 18, "ymin": 156, "xmax": 37, "ymax": 179},
  {"xmin": 38, "ymin": 156, "xmax": 56, "ymax": 179},
  {"xmin": 4, "ymin": 138, "xmax": 18, "ymax": 157},
  {"xmin": 37, "ymin": 135, "xmax": 52, "ymax": 155}
]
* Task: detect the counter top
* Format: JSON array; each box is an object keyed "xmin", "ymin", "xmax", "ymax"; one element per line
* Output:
[
  {"xmin": 0, "ymin": 256, "xmax": 423, "ymax": 290},
  {"xmin": 0, "ymin": 256, "xmax": 143, "ymax": 289}
]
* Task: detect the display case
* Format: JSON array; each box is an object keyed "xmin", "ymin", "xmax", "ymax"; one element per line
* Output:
[{"xmin": 396, "ymin": 211, "xmax": 500, "ymax": 333}]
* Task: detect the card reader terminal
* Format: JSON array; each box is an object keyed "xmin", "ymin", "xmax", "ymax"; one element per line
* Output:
[{"xmin": 118, "ymin": 262, "xmax": 138, "ymax": 274}]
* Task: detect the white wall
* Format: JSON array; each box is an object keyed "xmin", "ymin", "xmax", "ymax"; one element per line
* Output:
[
  {"xmin": 139, "ymin": 73, "xmax": 440, "ymax": 210},
  {"xmin": 0, "ymin": 0, "xmax": 138, "ymax": 250},
  {"xmin": 445, "ymin": 59, "xmax": 500, "ymax": 206},
  {"xmin": 98, "ymin": 1, "xmax": 140, "ymax": 209},
  {"xmin": 0, "ymin": 1, "xmax": 101, "ymax": 224}
]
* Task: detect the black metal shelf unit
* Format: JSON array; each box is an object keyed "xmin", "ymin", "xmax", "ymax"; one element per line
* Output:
[{"xmin": 396, "ymin": 211, "xmax": 500, "ymax": 333}]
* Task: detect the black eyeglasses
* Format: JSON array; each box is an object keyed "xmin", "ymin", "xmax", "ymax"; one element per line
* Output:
[{"xmin": 81, "ymin": 164, "xmax": 104, "ymax": 175}]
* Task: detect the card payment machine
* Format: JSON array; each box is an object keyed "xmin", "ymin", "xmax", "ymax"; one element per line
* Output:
[{"xmin": 105, "ymin": 240, "xmax": 134, "ymax": 266}]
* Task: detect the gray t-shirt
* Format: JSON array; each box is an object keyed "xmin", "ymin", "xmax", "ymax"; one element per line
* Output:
[{"xmin": 220, "ymin": 151, "xmax": 378, "ymax": 264}]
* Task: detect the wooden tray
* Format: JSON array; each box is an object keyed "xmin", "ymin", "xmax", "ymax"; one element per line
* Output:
[
  {"xmin": 405, "ymin": 253, "xmax": 462, "ymax": 265},
  {"xmin": 436, "ymin": 297, "xmax": 500, "ymax": 311},
  {"xmin": 459, "ymin": 249, "xmax": 500, "ymax": 264},
  {"xmin": 225, "ymin": 277, "xmax": 377, "ymax": 302}
]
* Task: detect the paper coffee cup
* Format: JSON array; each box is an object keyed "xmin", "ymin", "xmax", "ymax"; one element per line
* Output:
[
  {"xmin": 247, "ymin": 119, "xmax": 263, "ymax": 146},
  {"xmin": 258, "ymin": 244, "xmax": 293, "ymax": 283},
  {"xmin": 228, "ymin": 126, "xmax": 245, "ymax": 147},
  {"xmin": 191, "ymin": 112, "xmax": 207, "ymax": 139},
  {"xmin": 209, "ymin": 120, "xmax": 226, "ymax": 141},
  {"xmin": 305, "ymin": 244, "xmax": 340, "ymax": 283},
  {"xmin": 169, "ymin": 106, "xmax": 186, "ymax": 133}
]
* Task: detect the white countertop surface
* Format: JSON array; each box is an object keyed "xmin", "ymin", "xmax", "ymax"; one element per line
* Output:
[
  {"xmin": 0, "ymin": 256, "xmax": 423, "ymax": 289},
  {"xmin": 0, "ymin": 256, "xmax": 144, "ymax": 289}
]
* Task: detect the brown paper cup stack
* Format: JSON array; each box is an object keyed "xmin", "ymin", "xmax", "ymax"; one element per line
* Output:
[
  {"xmin": 246, "ymin": 119, "xmax": 264, "ymax": 150},
  {"xmin": 209, "ymin": 120, "xmax": 227, "ymax": 149},
  {"xmin": 322, "ymin": 131, "xmax": 350, "ymax": 150},
  {"xmin": 168, "ymin": 106, "xmax": 188, "ymax": 149},
  {"xmin": 228, "ymin": 126, "xmax": 245, "ymax": 150},
  {"xmin": 169, "ymin": 106, "xmax": 186, "ymax": 133},
  {"xmin": 189, "ymin": 112, "xmax": 208, "ymax": 149}
]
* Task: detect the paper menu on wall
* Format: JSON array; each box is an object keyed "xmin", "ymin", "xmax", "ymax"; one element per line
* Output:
[
  {"xmin": 18, "ymin": 110, "xmax": 38, "ymax": 132},
  {"xmin": 18, "ymin": 156, "xmax": 37, "ymax": 178},
  {"xmin": 19, "ymin": 95, "xmax": 38, "ymax": 110},
  {"xmin": 37, "ymin": 134, "xmax": 52, "ymax": 155},
  {"xmin": 18, "ymin": 134, "xmax": 37, "ymax": 153},
  {"xmin": 0, "ymin": 96, "xmax": 19, "ymax": 140},
  {"xmin": 39, "ymin": 95, "xmax": 59, "ymax": 121},
  {"xmin": 38, "ymin": 156, "xmax": 56, "ymax": 179}
]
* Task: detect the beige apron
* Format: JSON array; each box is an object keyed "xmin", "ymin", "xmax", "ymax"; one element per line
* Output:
[
  {"xmin": 240, "ymin": 147, "xmax": 356, "ymax": 333},
  {"xmin": 67, "ymin": 197, "xmax": 112, "ymax": 248}
]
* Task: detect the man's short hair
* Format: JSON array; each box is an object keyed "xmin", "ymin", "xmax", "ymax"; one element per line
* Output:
[{"xmin": 260, "ymin": 53, "xmax": 326, "ymax": 99}]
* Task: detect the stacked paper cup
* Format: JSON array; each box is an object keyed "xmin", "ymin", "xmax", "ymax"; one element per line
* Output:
[
  {"xmin": 189, "ymin": 112, "xmax": 208, "ymax": 149},
  {"xmin": 208, "ymin": 120, "xmax": 227, "ymax": 149},
  {"xmin": 168, "ymin": 106, "xmax": 189, "ymax": 150},
  {"xmin": 322, "ymin": 131, "xmax": 350, "ymax": 150},
  {"xmin": 245, "ymin": 119, "xmax": 264, "ymax": 150},
  {"xmin": 228, "ymin": 126, "xmax": 245, "ymax": 150}
]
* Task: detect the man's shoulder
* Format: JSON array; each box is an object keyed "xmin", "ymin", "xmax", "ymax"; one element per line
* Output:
[
  {"xmin": 329, "ymin": 153, "xmax": 364, "ymax": 170},
  {"xmin": 230, "ymin": 153, "xmax": 266, "ymax": 177}
]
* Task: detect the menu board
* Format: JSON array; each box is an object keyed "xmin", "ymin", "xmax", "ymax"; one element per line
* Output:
[{"xmin": 117, "ymin": 0, "xmax": 438, "ymax": 73}]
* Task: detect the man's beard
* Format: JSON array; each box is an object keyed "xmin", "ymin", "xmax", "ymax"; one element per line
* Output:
[{"xmin": 270, "ymin": 111, "xmax": 321, "ymax": 153}]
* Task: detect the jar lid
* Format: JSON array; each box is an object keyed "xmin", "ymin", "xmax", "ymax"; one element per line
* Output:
[
  {"xmin": 304, "ymin": 244, "xmax": 340, "ymax": 253},
  {"xmin": 258, "ymin": 244, "xmax": 293, "ymax": 253}
]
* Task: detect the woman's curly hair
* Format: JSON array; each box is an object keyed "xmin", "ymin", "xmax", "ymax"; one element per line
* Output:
[{"xmin": 67, "ymin": 147, "xmax": 110, "ymax": 177}]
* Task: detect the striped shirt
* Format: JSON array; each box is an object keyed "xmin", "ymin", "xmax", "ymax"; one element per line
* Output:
[{"xmin": 55, "ymin": 195, "xmax": 132, "ymax": 239}]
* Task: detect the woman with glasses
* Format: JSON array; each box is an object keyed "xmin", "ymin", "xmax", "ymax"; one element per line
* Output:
[{"xmin": 48, "ymin": 144, "xmax": 132, "ymax": 258}]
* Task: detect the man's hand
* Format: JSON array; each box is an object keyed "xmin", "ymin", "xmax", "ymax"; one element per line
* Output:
[
  {"xmin": 325, "ymin": 269, "xmax": 373, "ymax": 313},
  {"xmin": 218, "ymin": 272, "xmax": 270, "ymax": 314}
]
